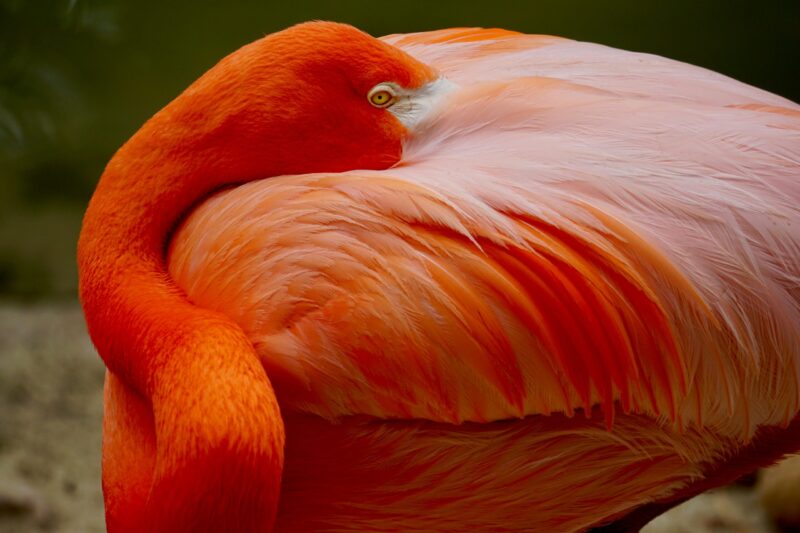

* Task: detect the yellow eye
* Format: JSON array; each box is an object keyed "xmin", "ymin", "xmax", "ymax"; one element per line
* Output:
[{"xmin": 368, "ymin": 84, "xmax": 397, "ymax": 108}]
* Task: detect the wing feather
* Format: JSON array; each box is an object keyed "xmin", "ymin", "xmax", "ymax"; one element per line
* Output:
[{"xmin": 169, "ymin": 30, "xmax": 800, "ymax": 439}]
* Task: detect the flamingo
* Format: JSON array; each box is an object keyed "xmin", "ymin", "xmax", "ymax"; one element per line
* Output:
[{"xmin": 78, "ymin": 21, "xmax": 800, "ymax": 532}]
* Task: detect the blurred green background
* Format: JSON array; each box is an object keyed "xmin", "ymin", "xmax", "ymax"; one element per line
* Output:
[{"xmin": 1, "ymin": 0, "xmax": 798, "ymax": 301}]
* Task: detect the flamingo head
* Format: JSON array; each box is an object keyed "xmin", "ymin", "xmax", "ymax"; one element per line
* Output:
[{"xmin": 125, "ymin": 21, "xmax": 445, "ymax": 186}]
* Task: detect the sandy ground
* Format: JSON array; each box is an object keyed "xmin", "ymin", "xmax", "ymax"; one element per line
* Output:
[
  {"xmin": 0, "ymin": 303, "xmax": 795, "ymax": 532},
  {"xmin": 0, "ymin": 304, "xmax": 104, "ymax": 532}
]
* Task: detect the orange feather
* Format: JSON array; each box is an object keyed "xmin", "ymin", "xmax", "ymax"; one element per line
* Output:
[{"xmin": 79, "ymin": 21, "xmax": 800, "ymax": 532}]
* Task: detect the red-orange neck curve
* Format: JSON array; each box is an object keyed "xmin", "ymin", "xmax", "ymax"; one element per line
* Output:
[
  {"xmin": 77, "ymin": 21, "xmax": 434, "ymax": 532},
  {"xmin": 78, "ymin": 112, "xmax": 289, "ymax": 531}
]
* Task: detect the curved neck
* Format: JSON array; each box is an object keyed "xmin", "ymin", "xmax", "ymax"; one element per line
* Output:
[
  {"xmin": 79, "ymin": 119, "xmax": 287, "ymax": 531},
  {"xmin": 78, "ymin": 122, "xmax": 235, "ymax": 391},
  {"xmin": 77, "ymin": 23, "xmax": 422, "ymax": 532}
]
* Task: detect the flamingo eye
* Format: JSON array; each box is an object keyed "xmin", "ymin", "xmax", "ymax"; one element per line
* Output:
[{"xmin": 368, "ymin": 84, "xmax": 398, "ymax": 108}]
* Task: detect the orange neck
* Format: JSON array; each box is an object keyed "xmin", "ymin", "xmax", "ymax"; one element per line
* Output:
[
  {"xmin": 77, "ymin": 51, "xmax": 408, "ymax": 533},
  {"xmin": 79, "ymin": 106, "xmax": 264, "ymax": 387},
  {"xmin": 78, "ymin": 98, "xmax": 289, "ymax": 532},
  {"xmin": 77, "ymin": 23, "xmax": 426, "ymax": 530}
]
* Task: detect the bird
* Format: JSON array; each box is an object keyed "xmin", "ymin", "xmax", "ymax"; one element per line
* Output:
[{"xmin": 77, "ymin": 21, "xmax": 800, "ymax": 533}]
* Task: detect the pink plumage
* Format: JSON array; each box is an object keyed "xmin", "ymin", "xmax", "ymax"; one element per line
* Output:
[{"xmin": 162, "ymin": 27, "xmax": 798, "ymax": 531}]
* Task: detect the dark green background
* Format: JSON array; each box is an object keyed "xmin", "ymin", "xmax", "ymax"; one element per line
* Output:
[{"xmin": 1, "ymin": 0, "xmax": 798, "ymax": 300}]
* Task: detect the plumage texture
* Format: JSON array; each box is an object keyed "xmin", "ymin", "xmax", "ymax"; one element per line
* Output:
[
  {"xmin": 171, "ymin": 29, "xmax": 800, "ymax": 438},
  {"xmin": 81, "ymin": 22, "xmax": 800, "ymax": 532}
]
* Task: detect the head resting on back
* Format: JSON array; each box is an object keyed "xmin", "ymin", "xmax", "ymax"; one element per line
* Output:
[
  {"xmin": 79, "ymin": 22, "xmax": 443, "ymax": 533},
  {"xmin": 131, "ymin": 21, "xmax": 439, "ymax": 182}
]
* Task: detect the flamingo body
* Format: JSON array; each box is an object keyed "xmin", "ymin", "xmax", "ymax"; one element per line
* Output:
[{"xmin": 80, "ymin": 23, "xmax": 800, "ymax": 532}]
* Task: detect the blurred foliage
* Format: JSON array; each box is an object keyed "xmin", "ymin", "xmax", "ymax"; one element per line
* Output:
[{"xmin": 0, "ymin": 0, "xmax": 798, "ymax": 300}]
